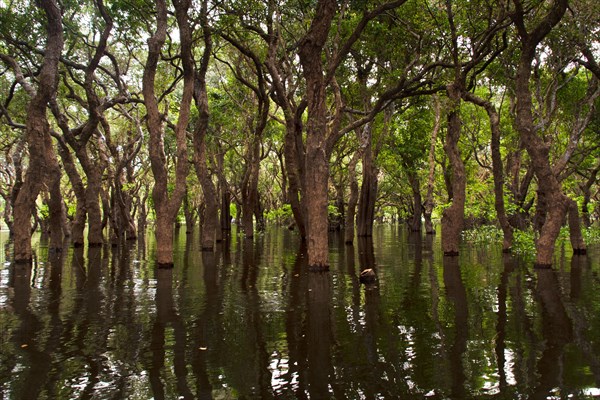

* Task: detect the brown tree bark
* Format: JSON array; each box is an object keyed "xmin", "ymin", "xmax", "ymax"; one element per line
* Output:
[
  {"xmin": 463, "ymin": 92, "xmax": 513, "ymax": 251},
  {"xmin": 266, "ymin": 0, "xmax": 408, "ymax": 268},
  {"xmin": 264, "ymin": 29, "xmax": 307, "ymax": 237},
  {"xmin": 424, "ymin": 96, "xmax": 441, "ymax": 234},
  {"xmin": 54, "ymin": 136, "xmax": 87, "ymax": 245},
  {"xmin": 183, "ymin": 187, "xmax": 196, "ymax": 234},
  {"xmin": 105, "ymin": 112, "xmax": 142, "ymax": 242},
  {"xmin": 143, "ymin": 0, "xmax": 192, "ymax": 265},
  {"xmin": 46, "ymin": 158, "xmax": 64, "ymax": 251},
  {"xmin": 298, "ymin": 0, "xmax": 337, "ymax": 270},
  {"xmin": 441, "ymin": 83, "xmax": 466, "ymax": 256},
  {"xmin": 10, "ymin": 0, "xmax": 63, "ymax": 263},
  {"xmin": 580, "ymin": 164, "xmax": 599, "ymax": 228},
  {"xmin": 85, "ymin": 161, "xmax": 105, "ymax": 246},
  {"xmin": 568, "ymin": 199, "xmax": 586, "ymax": 255},
  {"xmin": 356, "ymin": 123, "xmax": 378, "ymax": 238},
  {"xmin": 241, "ymin": 139, "xmax": 261, "ymax": 239},
  {"xmin": 344, "ymin": 151, "xmax": 360, "ymax": 244},
  {"xmin": 0, "ymin": 139, "xmax": 26, "ymax": 237},
  {"xmin": 215, "ymin": 149, "xmax": 231, "ymax": 233},
  {"xmin": 511, "ymin": 0, "xmax": 571, "ymax": 266},
  {"xmin": 407, "ymin": 170, "xmax": 422, "ymax": 232},
  {"xmin": 221, "ymin": 34, "xmax": 271, "ymax": 239},
  {"xmin": 192, "ymin": 0, "xmax": 218, "ymax": 251},
  {"xmin": 48, "ymin": 0, "xmax": 116, "ymax": 247}
]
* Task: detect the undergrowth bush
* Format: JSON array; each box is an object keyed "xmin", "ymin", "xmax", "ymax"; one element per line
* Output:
[{"xmin": 462, "ymin": 225, "xmax": 600, "ymax": 258}]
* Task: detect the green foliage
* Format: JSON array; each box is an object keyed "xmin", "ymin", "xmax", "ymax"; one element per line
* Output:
[
  {"xmin": 462, "ymin": 226, "xmax": 535, "ymax": 259},
  {"xmin": 38, "ymin": 203, "xmax": 49, "ymax": 220},
  {"xmin": 328, "ymin": 204, "xmax": 341, "ymax": 220},
  {"xmin": 511, "ymin": 230, "xmax": 536, "ymax": 259},
  {"xmin": 265, "ymin": 204, "xmax": 293, "ymax": 225},
  {"xmin": 583, "ymin": 227, "xmax": 600, "ymax": 244},
  {"xmin": 462, "ymin": 225, "xmax": 503, "ymax": 245}
]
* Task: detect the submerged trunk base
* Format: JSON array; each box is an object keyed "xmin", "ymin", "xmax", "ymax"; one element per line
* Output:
[
  {"xmin": 444, "ymin": 250, "xmax": 459, "ymax": 257},
  {"xmin": 308, "ymin": 264, "xmax": 330, "ymax": 273},
  {"xmin": 13, "ymin": 258, "xmax": 33, "ymax": 265}
]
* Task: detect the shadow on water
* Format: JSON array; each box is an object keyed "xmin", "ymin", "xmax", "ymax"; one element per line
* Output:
[{"xmin": 1, "ymin": 226, "xmax": 600, "ymax": 399}]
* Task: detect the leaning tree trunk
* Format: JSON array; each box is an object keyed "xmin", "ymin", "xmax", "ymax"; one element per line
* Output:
[
  {"xmin": 512, "ymin": 0, "xmax": 572, "ymax": 266},
  {"xmin": 441, "ymin": 83, "xmax": 466, "ymax": 256},
  {"xmin": 12, "ymin": 0, "xmax": 63, "ymax": 263}
]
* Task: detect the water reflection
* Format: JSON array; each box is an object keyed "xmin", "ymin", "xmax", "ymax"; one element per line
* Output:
[
  {"xmin": 442, "ymin": 256, "xmax": 468, "ymax": 399},
  {"xmin": 532, "ymin": 267, "xmax": 572, "ymax": 399},
  {"xmin": 0, "ymin": 227, "xmax": 599, "ymax": 398}
]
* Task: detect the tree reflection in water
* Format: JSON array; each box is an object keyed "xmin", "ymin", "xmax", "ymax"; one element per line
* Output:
[{"xmin": 1, "ymin": 226, "xmax": 600, "ymax": 398}]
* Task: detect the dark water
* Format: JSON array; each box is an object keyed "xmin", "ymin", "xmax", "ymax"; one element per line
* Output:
[{"xmin": 1, "ymin": 226, "xmax": 599, "ymax": 399}]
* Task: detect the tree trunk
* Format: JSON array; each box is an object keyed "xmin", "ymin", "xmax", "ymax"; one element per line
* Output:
[
  {"xmin": 143, "ymin": 0, "xmax": 192, "ymax": 266},
  {"xmin": 221, "ymin": 190, "xmax": 231, "ymax": 232},
  {"xmin": 441, "ymin": 83, "xmax": 466, "ymax": 256},
  {"xmin": 407, "ymin": 170, "xmax": 422, "ymax": 232},
  {"xmin": 304, "ymin": 143, "xmax": 330, "ymax": 269},
  {"xmin": 137, "ymin": 190, "xmax": 149, "ymax": 237},
  {"xmin": 298, "ymin": 0, "xmax": 336, "ymax": 270},
  {"xmin": 60, "ymin": 200, "xmax": 71, "ymax": 238},
  {"xmin": 216, "ymin": 151, "xmax": 232, "ymax": 233},
  {"xmin": 194, "ymin": 158, "xmax": 218, "ymax": 251},
  {"xmin": 344, "ymin": 153, "xmax": 360, "ymax": 245},
  {"xmin": 511, "ymin": 0, "xmax": 569, "ymax": 266},
  {"xmin": 85, "ymin": 169, "xmax": 104, "ymax": 245},
  {"xmin": 579, "ymin": 164, "xmax": 598, "ymax": 228},
  {"xmin": 424, "ymin": 96, "xmax": 441, "ymax": 234},
  {"xmin": 154, "ymin": 206, "xmax": 175, "ymax": 266},
  {"xmin": 357, "ymin": 124, "xmax": 378, "ymax": 237},
  {"xmin": 463, "ymin": 92, "xmax": 513, "ymax": 251},
  {"xmin": 192, "ymin": 0, "xmax": 217, "ymax": 251},
  {"xmin": 183, "ymin": 188, "xmax": 196, "ymax": 234},
  {"xmin": 241, "ymin": 148, "xmax": 259, "ymax": 238},
  {"xmin": 55, "ymin": 137, "xmax": 87, "ymax": 245},
  {"xmin": 568, "ymin": 199, "xmax": 586, "ymax": 255},
  {"xmin": 331, "ymin": 181, "xmax": 344, "ymax": 232},
  {"xmin": 283, "ymin": 117, "xmax": 307, "ymax": 238},
  {"xmin": 46, "ymin": 162, "xmax": 64, "ymax": 251},
  {"xmin": 12, "ymin": 0, "xmax": 63, "ymax": 263}
]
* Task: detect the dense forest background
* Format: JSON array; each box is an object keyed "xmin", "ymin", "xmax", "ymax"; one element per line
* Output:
[{"xmin": 0, "ymin": 0, "xmax": 599, "ymax": 268}]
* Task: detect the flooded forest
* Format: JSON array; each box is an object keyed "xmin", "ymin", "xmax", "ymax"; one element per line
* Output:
[{"xmin": 1, "ymin": 0, "xmax": 600, "ymax": 398}]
